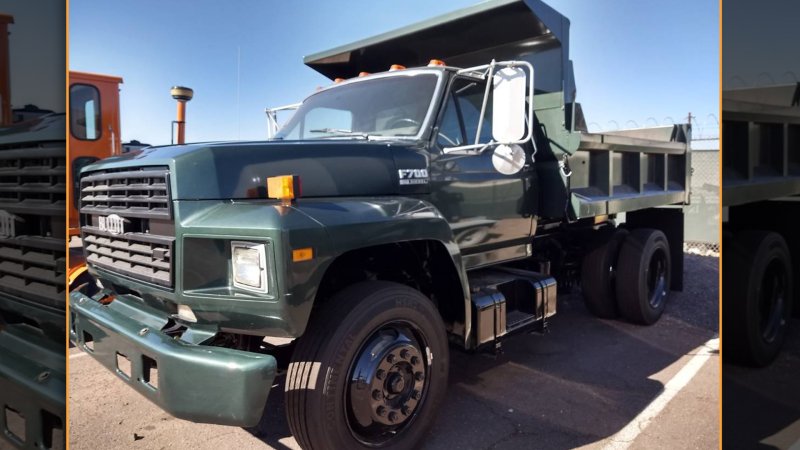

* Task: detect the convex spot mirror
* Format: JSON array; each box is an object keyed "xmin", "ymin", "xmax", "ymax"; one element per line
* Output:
[
  {"xmin": 492, "ymin": 144, "xmax": 526, "ymax": 175},
  {"xmin": 492, "ymin": 66, "xmax": 527, "ymax": 143}
]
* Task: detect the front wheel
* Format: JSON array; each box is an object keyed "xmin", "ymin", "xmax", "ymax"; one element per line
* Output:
[{"xmin": 285, "ymin": 281, "xmax": 449, "ymax": 450}]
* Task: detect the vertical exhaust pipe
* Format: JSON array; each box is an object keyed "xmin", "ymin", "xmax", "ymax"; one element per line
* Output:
[
  {"xmin": 0, "ymin": 15, "xmax": 14, "ymax": 126},
  {"xmin": 170, "ymin": 86, "xmax": 193, "ymax": 144}
]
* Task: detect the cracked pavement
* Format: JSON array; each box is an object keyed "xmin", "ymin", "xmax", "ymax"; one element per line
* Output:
[{"xmin": 68, "ymin": 254, "xmax": 719, "ymax": 450}]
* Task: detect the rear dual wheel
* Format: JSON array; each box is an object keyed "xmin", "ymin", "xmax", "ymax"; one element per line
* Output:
[
  {"xmin": 285, "ymin": 281, "xmax": 449, "ymax": 450},
  {"xmin": 581, "ymin": 228, "xmax": 672, "ymax": 325},
  {"xmin": 616, "ymin": 229, "xmax": 672, "ymax": 325},
  {"xmin": 581, "ymin": 228, "xmax": 629, "ymax": 318},
  {"xmin": 724, "ymin": 231, "xmax": 793, "ymax": 367}
]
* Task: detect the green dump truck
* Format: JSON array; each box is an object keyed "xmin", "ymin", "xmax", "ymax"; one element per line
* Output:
[
  {"xmin": 722, "ymin": 0, "xmax": 800, "ymax": 367},
  {"xmin": 69, "ymin": 1, "xmax": 690, "ymax": 448},
  {"xmin": 0, "ymin": 113, "xmax": 67, "ymax": 450}
]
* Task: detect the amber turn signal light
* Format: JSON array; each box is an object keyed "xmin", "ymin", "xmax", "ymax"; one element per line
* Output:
[
  {"xmin": 292, "ymin": 247, "xmax": 314, "ymax": 262},
  {"xmin": 267, "ymin": 175, "xmax": 301, "ymax": 206}
]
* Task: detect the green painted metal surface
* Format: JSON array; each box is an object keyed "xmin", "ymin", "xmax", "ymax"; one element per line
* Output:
[{"xmin": 69, "ymin": 291, "xmax": 277, "ymax": 427}]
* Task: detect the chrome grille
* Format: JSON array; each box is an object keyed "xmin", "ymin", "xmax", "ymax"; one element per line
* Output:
[
  {"xmin": 80, "ymin": 166, "xmax": 175, "ymax": 288},
  {"xmin": 81, "ymin": 227, "xmax": 173, "ymax": 287},
  {"xmin": 0, "ymin": 143, "xmax": 66, "ymax": 309},
  {"xmin": 0, "ymin": 143, "xmax": 66, "ymax": 214},
  {"xmin": 80, "ymin": 167, "xmax": 170, "ymax": 219},
  {"xmin": 0, "ymin": 236, "xmax": 65, "ymax": 309}
]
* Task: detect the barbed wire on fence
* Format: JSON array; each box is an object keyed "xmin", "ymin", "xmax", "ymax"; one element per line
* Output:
[{"xmin": 725, "ymin": 70, "xmax": 799, "ymax": 89}]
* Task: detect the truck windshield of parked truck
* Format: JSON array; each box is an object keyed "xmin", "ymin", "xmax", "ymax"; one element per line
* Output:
[{"xmin": 275, "ymin": 71, "xmax": 440, "ymax": 140}]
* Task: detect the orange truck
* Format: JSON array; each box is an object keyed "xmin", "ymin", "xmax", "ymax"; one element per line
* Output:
[{"xmin": 67, "ymin": 71, "xmax": 123, "ymax": 289}]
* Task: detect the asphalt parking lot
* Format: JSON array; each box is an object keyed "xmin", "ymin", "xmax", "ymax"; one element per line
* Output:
[
  {"xmin": 69, "ymin": 253, "xmax": 719, "ymax": 450},
  {"xmin": 723, "ymin": 319, "xmax": 800, "ymax": 449}
]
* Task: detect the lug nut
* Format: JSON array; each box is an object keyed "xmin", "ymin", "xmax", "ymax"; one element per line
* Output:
[
  {"xmin": 372, "ymin": 389, "xmax": 382, "ymax": 400},
  {"xmin": 387, "ymin": 354, "xmax": 396, "ymax": 363},
  {"xmin": 388, "ymin": 412, "xmax": 398, "ymax": 422},
  {"xmin": 377, "ymin": 406, "xmax": 386, "ymax": 416},
  {"xmin": 412, "ymin": 390, "xmax": 421, "ymax": 400},
  {"xmin": 414, "ymin": 372, "xmax": 424, "ymax": 381},
  {"xmin": 400, "ymin": 349, "xmax": 410, "ymax": 359},
  {"xmin": 401, "ymin": 406, "xmax": 411, "ymax": 416},
  {"xmin": 410, "ymin": 356, "xmax": 420, "ymax": 365},
  {"xmin": 376, "ymin": 369, "xmax": 385, "ymax": 380}
]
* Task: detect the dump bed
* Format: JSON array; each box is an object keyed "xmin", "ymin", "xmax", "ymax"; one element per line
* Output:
[
  {"xmin": 722, "ymin": 86, "xmax": 800, "ymax": 207},
  {"xmin": 305, "ymin": 0, "xmax": 690, "ymax": 220},
  {"xmin": 305, "ymin": 0, "xmax": 573, "ymax": 99},
  {"xmin": 569, "ymin": 125, "xmax": 690, "ymax": 218}
]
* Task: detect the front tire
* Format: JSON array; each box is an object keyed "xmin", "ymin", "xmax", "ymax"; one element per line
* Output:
[{"xmin": 286, "ymin": 281, "xmax": 449, "ymax": 450}]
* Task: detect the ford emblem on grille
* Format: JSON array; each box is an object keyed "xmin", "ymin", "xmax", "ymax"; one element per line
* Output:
[
  {"xmin": 99, "ymin": 214, "xmax": 127, "ymax": 235},
  {"xmin": 0, "ymin": 210, "xmax": 21, "ymax": 238}
]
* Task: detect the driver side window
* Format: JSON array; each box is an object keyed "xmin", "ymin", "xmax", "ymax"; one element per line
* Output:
[
  {"xmin": 436, "ymin": 96, "xmax": 464, "ymax": 148},
  {"xmin": 436, "ymin": 78, "xmax": 492, "ymax": 148}
]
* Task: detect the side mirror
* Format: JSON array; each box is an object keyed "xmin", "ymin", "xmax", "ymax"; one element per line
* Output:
[{"xmin": 492, "ymin": 67, "xmax": 527, "ymax": 143}]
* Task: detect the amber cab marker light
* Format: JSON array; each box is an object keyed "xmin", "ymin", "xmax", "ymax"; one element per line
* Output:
[
  {"xmin": 266, "ymin": 175, "xmax": 301, "ymax": 207},
  {"xmin": 292, "ymin": 247, "xmax": 314, "ymax": 262},
  {"xmin": 358, "ymin": 71, "xmax": 370, "ymax": 77},
  {"xmin": 334, "ymin": 77, "xmax": 345, "ymax": 83},
  {"xmin": 389, "ymin": 64, "xmax": 406, "ymax": 71},
  {"xmin": 427, "ymin": 59, "xmax": 446, "ymax": 67}
]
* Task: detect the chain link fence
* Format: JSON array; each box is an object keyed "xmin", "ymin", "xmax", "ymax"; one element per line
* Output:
[{"xmin": 685, "ymin": 147, "xmax": 719, "ymax": 256}]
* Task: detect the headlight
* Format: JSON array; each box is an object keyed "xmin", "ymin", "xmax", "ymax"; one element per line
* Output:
[{"xmin": 231, "ymin": 241, "xmax": 268, "ymax": 293}]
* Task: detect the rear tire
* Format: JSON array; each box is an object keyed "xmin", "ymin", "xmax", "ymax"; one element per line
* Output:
[
  {"xmin": 285, "ymin": 281, "xmax": 449, "ymax": 450},
  {"xmin": 723, "ymin": 231, "xmax": 793, "ymax": 367},
  {"xmin": 616, "ymin": 229, "xmax": 672, "ymax": 325},
  {"xmin": 581, "ymin": 228, "xmax": 629, "ymax": 319}
]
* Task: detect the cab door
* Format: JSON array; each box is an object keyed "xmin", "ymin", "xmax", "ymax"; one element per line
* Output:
[{"xmin": 428, "ymin": 75, "xmax": 536, "ymax": 268}]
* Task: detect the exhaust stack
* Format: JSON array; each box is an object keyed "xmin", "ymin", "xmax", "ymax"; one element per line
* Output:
[{"xmin": 170, "ymin": 85, "xmax": 193, "ymax": 144}]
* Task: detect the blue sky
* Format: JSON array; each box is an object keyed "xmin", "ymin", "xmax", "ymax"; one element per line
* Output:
[
  {"xmin": 723, "ymin": 0, "xmax": 800, "ymax": 89},
  {"xmin": 69, "ymin": 0, "xmax": 719, "ymax": 145}
]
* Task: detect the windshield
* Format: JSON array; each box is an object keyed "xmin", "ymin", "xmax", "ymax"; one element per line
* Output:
[{"xmin": 275, "ymin": 73, "xmax": 439, "ymax": 140}]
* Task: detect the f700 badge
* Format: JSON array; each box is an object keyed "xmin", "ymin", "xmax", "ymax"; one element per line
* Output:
[
  {"xmin": 99, "ymin": 214, "xmax": 127, "ymax": 235},
  {"xmin": 398, "ymin": 169, "xmax": 429, "ymax": 185}
]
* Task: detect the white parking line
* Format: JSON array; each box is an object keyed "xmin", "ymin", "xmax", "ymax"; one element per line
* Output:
[{"xmin": 602, "ymin": 337, "xmax": 718, "ymax": 450}]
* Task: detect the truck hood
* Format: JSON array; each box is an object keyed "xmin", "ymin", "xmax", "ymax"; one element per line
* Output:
[{"xmin": 83, "ymin": 140, "xmax": 430, "ymax": 200}]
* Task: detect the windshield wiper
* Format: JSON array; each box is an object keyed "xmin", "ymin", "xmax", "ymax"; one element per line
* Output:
[{"xmin": 309, "ymin": 128, "xmax": 369, "ymax": 139}]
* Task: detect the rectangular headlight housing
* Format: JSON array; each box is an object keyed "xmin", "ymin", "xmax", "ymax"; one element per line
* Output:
[{"xmin": 231, "ymin": 241, "xmax": 268, "ymax": 293}]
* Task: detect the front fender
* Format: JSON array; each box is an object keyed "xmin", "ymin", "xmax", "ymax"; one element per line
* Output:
[{"xmin": 296, "ymin": 197, "xmax": 471, "ymax": 344}]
